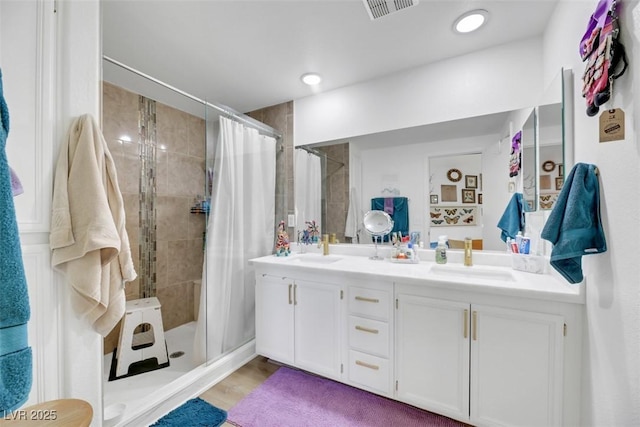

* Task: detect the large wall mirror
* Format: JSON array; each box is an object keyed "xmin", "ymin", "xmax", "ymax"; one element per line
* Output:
[
  {"xmin": 522, "ymin": 109, "xmax": 537, "ymax": 210},
  {"xmin": 295, "ymin": 68, "xmax": 573, "ymax": 253}
]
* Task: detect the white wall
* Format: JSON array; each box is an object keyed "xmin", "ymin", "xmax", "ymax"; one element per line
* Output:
[
  {"xmin": 543, "ymin": 1, "xmax": 640, "ymax": 425},
  {"xmin": 295, "ymin": 37, "xmax": 543, "ymax": 146},
  {"xmin": 1, "ymin": 0, "xmax": 103, "ymax": 424}
]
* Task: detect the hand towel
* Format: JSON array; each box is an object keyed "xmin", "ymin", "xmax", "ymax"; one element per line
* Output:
[
  {"xmin": 383, "ymin": 197, "xmax": 394, "ymax": 215},
  {"xmin": 497, "ymin": 192, "xmax": 526, "ymax": 242},
  {"xmin": 50, "ymin": 114, "xmax": 136, "ymax": 336},
  {"xmin": 0, "ymin": 68, "xmax": 32, "ymax": 413},
  {"xmin": 371, "ymin": 197, "xmax": 409, "ymax": 242},
  {"xmin": 344, "ymin": 187, "xmax": 361, "ymax": 241},
  {"xmin": 9, "ymin": 166, "xmax": 23, "ymax": 196},
  {"xmin": 541, "ymin": 163, "xmax": 606, "ymax": 284}
]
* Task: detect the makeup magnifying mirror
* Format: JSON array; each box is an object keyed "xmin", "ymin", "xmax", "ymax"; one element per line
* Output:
[{"xmin": 363, "ymin": 210, "xmax": 394, "ymax": 260}]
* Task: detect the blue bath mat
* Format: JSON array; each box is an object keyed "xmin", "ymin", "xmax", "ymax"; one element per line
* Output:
[{"xmin": 151, "ymin": 398, "xmax": 227, "ymax": 426}]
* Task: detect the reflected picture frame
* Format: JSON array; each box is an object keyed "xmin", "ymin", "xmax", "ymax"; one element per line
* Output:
[
  {"xmin": 555, "ymin": 177, "xmax": 564, "ymax": 190},
  {"xmin": 462, "ymin": 188, "xmax": 476, "ymax": 203},
  {"xmin": 430, "ymin": 194, "xmax": 438, "ymax": 204},
  {"xmin": 465, "ymin": 175, "xmax": 478, "ymax": 189}
]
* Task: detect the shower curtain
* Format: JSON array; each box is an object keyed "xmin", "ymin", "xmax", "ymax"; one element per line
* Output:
[
  {"xmin": 194, "ymin": 116, "xmax": 276, "ymax": 364},
  {"xmin": 294, "ymin": 148, "xmax": 322, "ymax": 239}
]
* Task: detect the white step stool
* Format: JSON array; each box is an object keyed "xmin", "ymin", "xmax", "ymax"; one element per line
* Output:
[{"xmin": 115, "ymin": 297, "xmax": 169, "ymax": 378}]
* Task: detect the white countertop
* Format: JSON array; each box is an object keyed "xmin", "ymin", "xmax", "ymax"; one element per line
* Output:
[{"xmin": 250, "ymin": 245, "xmax": 584, "ymax": 304}]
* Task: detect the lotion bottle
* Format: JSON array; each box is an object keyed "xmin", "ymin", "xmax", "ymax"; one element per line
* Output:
[{"xmin": 435, "ymin": 236, "xmax": 448, "ymax": 264}]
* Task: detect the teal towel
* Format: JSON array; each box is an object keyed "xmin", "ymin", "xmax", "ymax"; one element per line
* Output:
[
  {"xmin": 371, "ymin": 197, "xmax": 408, "ymax": 242},
  {"xmin": 541, "ymin": 163, "xmax": 606, "ymax": 284},
  {"xmin": 0, "ymin": 68, "xmax": 32, "ymax": 413},
  {"xmin": 497, "ymin": 193, "xmax": 526, "ymax": 242}
]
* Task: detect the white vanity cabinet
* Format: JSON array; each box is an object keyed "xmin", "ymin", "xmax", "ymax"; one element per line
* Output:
[
  {"xmin": 396, "ymin": 287, "xmax": 568, "ymax": 427},
  {"xmin": 396, "ymin": 295, "xmax": 470, "ymax": 421},
  {"xmin": 470, "ymin": 304, "xmax": 564, "ymax": 427},
  {"xmin": 345, "ymin": 281, "xmax": 394, "ymax": 396},
  {"xmin": 251, "ymin": 253, "xmax": 583, "ymax": 427},
  {"xmin": 255, "ymin": 274, "xmax": 343, "ymax": 380}
]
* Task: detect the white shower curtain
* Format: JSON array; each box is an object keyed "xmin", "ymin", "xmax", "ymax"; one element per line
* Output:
[
  {"xmin": 294, "ymin": 148, "xmax": 322, "ymax": 239},
  {"xmin": 194, "ymin": 116, "xmax": 276, "ymax": 364}
]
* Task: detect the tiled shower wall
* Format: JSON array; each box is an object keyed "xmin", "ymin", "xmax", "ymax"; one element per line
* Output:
[
  {"xmin": 102, "ymin": 82, "xmax": 206, "ymax": 354},
  {"xmin": 317, "ymin": 143, "xmax": 350, "ymax": 243}
]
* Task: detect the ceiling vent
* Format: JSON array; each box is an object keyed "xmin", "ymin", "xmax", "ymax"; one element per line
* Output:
[{"xmin": 363, "ymin": 0, "xmax": 419, "ymax": 20}]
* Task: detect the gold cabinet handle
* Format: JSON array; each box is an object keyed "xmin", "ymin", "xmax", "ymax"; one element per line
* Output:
[
  {"xmin": 355, "ymin": 325, "xmax": 379, "ymax": 334},
  {"xmin": 463, "ymin": 309, "xmax": 468, "ymax": 339},
  {"xmin": 355, "ymin": 360, "xmax": 379, "ymax": 370},
  {"xmin": 355, "ymin": 296, "xmax": 379, "ymax": 303},
  {"xmin": 294, "ymin": 284, "xmax": 297, "ymax": 305},
  {"xmin": 288, "ymin": 283, "xmax": 293, "ymax": 305},
  {"xmin": 472, "ymin": 310, "xmax": 478, "ymax": 341}
]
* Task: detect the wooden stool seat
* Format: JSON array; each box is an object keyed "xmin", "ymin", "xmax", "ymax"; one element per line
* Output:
[{"xmin": 0, "ymin": 399, "xmax": 92, "ymax": 426}]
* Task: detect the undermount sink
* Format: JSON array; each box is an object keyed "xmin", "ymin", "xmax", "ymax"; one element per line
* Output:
[
  {"xmin": 430, "ymin": 264, "xmax": 515, "ymax": 282},
  {"xmin": 291, "ymin": 254, "xmax": 343, "ymax": 264}
]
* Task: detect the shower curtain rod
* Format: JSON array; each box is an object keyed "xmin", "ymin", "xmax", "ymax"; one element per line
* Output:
[
  {"xmin": 296, "ymin": 146, "xmax": 345, "ymax": 167},
  {"xmin": 102, "ymin": 55, "xmax": 283, "ymax": 140}
]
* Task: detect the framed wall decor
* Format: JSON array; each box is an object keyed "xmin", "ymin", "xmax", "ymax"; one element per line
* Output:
[
  {"xmin": 446, "ymin": 168, "xmax": 462, "ymax": 182},
  {"xmin": 430, "ymin": 194, "xmax": 439, "ymax": 204},
  {"xmin": 441, "ymin": 185, "xmax": 457, "ymax": 202},
  {"xmin": 555, "ymin": 177, "xmax": 564, "ymax": 190},
  {"xmin": 462, "ymin": 188, "xmax": 476, "ymax": 203},
  {"xmin": 542, "ymin": 160, "xmax": 556, "ymax": 172},
  {"xmin": 558, "ymin": 164, "xmax": 564, "ymax": 177},
  {"xmin": 465, "ymin": 175, "xmax": 478, "ymax": 189},
  {"xmin": 430, "ymin": 206, "xmax": 477, "ymax": 226},
  {"xmin": 478, "ymin": 193, "xmax": 483, "ymax": 204},
  {"xmin": 540, "ymin": 174, "xmax": 551, "ymax": 190}
]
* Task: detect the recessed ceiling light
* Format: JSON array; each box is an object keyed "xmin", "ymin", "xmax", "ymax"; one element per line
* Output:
[
  {"xmin": 301, "ymin": 73, "xmax": 322, "ymax": 86},
  {"xmin": 454, "ymin": 9, "xmax": 488, "ymax": 33}
]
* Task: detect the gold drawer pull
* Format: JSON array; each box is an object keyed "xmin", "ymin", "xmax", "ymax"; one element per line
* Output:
[
  {"xmin": 463, "ymin": 309, "xmax": 468, "ymax": 339},
  {"xmin": 472, "ymin": 310, "xmax": 478, "ymax": 341},
  {"xmin": 355, "ymin": 296, "xmax": 379, "ymax": 303},
  {"xmin": 355, "ymin": 325, "xmax": 379, "ymax": 334},
  {"xmin": 355, "ymin": 360, "xmax": 379, "ymax": 370}
]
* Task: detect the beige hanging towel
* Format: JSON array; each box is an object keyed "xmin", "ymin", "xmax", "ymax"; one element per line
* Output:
[{"xmin": 50, "ymin": 114, "xmax": 136, "ymax": 336}]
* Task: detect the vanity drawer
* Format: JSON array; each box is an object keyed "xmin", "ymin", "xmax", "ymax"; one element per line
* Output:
[
  {"xmin": 348, "ymin": 316, "xmax": 389, "ymax": 358},
  {"xmin": 348, "ymin": 350, "xmax": 391, "ymax": 395},
  {"xmin": 348, "ymin": 286, "xmax": 390, "ymax": 320}
]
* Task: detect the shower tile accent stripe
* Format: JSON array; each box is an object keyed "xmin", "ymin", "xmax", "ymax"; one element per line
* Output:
[{"xmin": 139, "ymin": 96, "xmax": 157, "ymax": 299}]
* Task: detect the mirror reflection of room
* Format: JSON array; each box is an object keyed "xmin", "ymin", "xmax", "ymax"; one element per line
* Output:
[{"xmin": 428, "ymin": 153, "xmax": 483, "ymax": 249}]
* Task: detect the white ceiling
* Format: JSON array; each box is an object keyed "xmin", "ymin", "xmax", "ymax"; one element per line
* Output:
[{"xmin": 102, "ymin": 0, "xmax": 559, "ymax": 115}]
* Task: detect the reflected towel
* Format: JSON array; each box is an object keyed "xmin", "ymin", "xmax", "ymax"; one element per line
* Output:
[
  {"xmin": 345, "ymin": 187, "xmax": 361, "ymax": 241},
  {"xmin": 383, "ymin": 198, "xmax": 394, "ymax": 215},
  {"xmin": 497, "ymin": 193, "xmax": 526, "ymax": 242},
  {"xmin": 0, "ymin": 68, "xmax": 32, "ymax": 413},
  {"xmin": 541, "ymin": 163, "xmax": 606, "ymax": 284},
  {"xmin": 371, "ymin": 197, "xmax": 409, "ymax": 242}
]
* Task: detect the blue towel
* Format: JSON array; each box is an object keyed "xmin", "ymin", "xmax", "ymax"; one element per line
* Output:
[
  {"xmin": 371, "ymin": 197, "xmax": 409, "ymax": 242},
  {"xmin": 497, "ymin": 193, "xmax": 526, "ymax": 242},
  {"xmin": 0, "ymin": 68, "xmax": 32, "ymax": 413},
  {"xmin": 541, "ymin": 163, "xmax": 606, "ymax": 284}
]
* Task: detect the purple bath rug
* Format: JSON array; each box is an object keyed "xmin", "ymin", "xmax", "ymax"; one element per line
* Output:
[{"xmin": 227, "ymin": 366, "xmax": 466, "ymax": 427}]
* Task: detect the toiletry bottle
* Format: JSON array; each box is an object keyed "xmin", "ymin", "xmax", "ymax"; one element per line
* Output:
[
  {"xmin": 464, "ymin": 237, "xmax": 473, "ymax": 266},
  {"xmin": 435, "ymin": 236, "xmax": 448, "ymax": 264}
]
